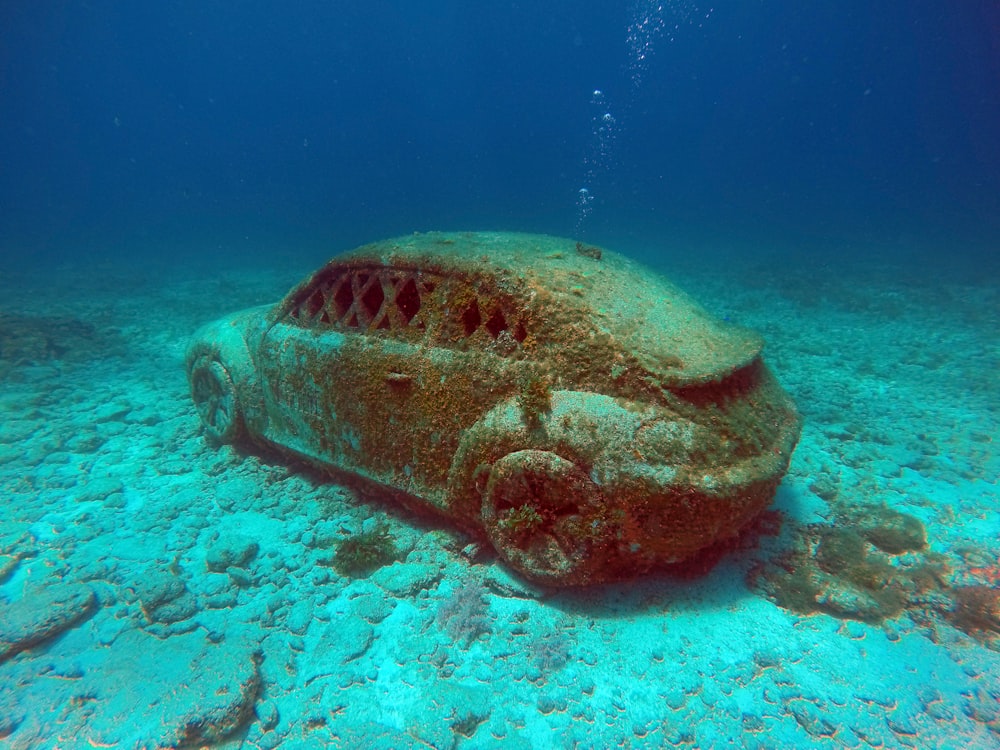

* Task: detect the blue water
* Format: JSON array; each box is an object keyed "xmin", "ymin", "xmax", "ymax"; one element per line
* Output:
[
  {"xmin": 1, "ymin": 3, "xmax": 998, "ymax": 749},
  {"xmin": 2, "ymin": 1, "xmax": 997, "ymax": 267}
]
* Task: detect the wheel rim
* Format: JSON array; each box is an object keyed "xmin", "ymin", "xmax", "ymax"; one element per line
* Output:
[
  {"xmin": 191, "ymin": 359, "xmax": 240, "ymax": 442},
  {"xmin": 483, "ymin": 450, "xmax": 606, "ymax": 585}
]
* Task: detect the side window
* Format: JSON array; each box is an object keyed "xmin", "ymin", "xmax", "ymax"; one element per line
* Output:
[
  {"xmin": 287, "ymin": 266, "xmax": 529, "ymax": 355},
  {"xmin": 288, "ymin": 267, "xmax": 436, "ymax": 340},
  {"xmin": 437, "ymin": 282, "xmax": 528, "ymax": 355}
]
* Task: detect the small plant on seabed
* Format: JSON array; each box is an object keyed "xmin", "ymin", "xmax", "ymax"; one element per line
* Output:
[
  {"xmin": 329, "ymin": 520, "xmax": 397, "ymax": 578},
  {"xmin": 436, "ymin": 580, "xmax": 492, "ymax": 647},
  {"xmin": 531, "ymin": 630, "xmax": 572, "ymax": 671}
]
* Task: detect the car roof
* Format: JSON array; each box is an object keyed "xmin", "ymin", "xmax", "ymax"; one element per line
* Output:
[{"xmin": 284, "ymin": 231, "xmax": 762, "ymax": 385}]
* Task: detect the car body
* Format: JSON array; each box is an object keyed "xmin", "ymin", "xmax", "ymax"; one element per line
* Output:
[{"xmin": 186, "ymin": 231, "xmax": 800, "ymax": 586}]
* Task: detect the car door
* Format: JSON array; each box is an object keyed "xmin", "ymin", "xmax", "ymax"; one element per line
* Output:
[
  {"xmin": 257, "ymin": 264, "xmax": 526, "ymax": 507},
  {"xmin": 255, "ymin": 272, "xmax": 347, "ymax": 464}
]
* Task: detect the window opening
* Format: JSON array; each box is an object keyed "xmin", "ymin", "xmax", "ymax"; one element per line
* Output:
[
  {"xmin": 304, "ymin": 289, "xmax": 325, "ymax": 320},
  {"xmin": 332, "ymin": 277, "xmax": 353, "ymax": 318},
  {"xmin": 349, "ymin": 273, "xmax": 379, "ymax": 328},
  {"xmin": 360, "ymin": 278, "xmax": 385, "ymax": 319},
  {"xmin": 485, "ymin": 308, "xmax": 507, "ymax": 338},
  {"xmin": 461, "ymin": 299, "xmax": 481, "ymax": 336},
  {"xmin": 396, "ymin": 277, "xmax": 421, "ymax": 324}
]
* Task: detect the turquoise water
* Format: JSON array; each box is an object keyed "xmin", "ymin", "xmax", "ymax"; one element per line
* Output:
[{"xmin": 1, "ymin": 2, "xmax": 998, "ymax": 748}]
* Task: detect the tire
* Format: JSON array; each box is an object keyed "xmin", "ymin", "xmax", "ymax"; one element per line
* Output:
[
  {"xmin": 189, "ymin": 356, "xmax": 244, "ymax": 444},
  {"xmin": 482, "ymin": 450, "xmax": 607, "ymax": 586}
]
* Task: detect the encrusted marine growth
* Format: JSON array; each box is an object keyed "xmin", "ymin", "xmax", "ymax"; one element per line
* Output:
[{"xmin": 187, "ymin": 232, "xmax": 800, "ymax": 585}]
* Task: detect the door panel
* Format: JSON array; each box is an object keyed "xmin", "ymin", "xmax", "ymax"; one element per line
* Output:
[{"xmin": 258, "ymin": 318, "xmax": 520, "ymax": 507}]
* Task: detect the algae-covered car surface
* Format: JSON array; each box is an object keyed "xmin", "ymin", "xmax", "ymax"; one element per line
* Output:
[{"xmin": 186, "ymin": 231, "xmax": 800, "ymax": 585}]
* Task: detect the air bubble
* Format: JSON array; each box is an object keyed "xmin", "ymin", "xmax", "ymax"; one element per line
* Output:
[
  {"xmin": 626, "ymin": 0, "xmax": 714, "ymax": 88},
  {"xmin": 575, "ymin": 90, "xmax": 619, "ymax": 236},
  {"xmin": 574, "ymin": 2, "xmax": 714, "ymax": 234},
  {"xmin": 575, "ymin": 187, "xmax": 595, "ymax": 236}
]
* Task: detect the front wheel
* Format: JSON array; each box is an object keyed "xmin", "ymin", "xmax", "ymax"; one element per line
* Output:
[
  {"xmin": 189, "ymin": 356, "xmax": 244, "ymax": 444},
  {"xmin": 482, "ymin": 450, "xmax": 608, "ymax": 586}
]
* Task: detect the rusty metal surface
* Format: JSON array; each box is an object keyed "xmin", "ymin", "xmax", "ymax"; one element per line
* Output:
[{"xmin": 186, "ymin": 232, "xmax": 800, "ymax": 585}]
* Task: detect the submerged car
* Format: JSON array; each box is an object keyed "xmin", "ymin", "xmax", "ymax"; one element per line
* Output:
[{"xmin": 187, "ymin": 231, "xmax": 800, "ymax": 586}]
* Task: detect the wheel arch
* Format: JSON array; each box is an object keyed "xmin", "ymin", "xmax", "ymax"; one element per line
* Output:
[
  {"xmin": 446, "ymin": 390, "xmax": 644, "ymax": 530},
  {"xmin": 186, "ymin": 312, "xmax": 267, "ymax": 441}
]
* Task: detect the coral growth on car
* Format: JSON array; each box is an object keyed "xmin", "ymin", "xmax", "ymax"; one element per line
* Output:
[{"xmin": 188, "ymin": 232, "xmax": 800, "ymax": 585}]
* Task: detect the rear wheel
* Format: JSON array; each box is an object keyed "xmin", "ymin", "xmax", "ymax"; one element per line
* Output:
[
  {"xmin": 190, "ymin": 357, "xmax": 244, "ymax": 444},
  {"xmin": 482, "ymin": 450, "xmax": 607, "ymax": 585}
]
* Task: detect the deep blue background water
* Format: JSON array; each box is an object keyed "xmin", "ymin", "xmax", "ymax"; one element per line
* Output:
[{"xmin": 1, "ymin": 1, "xmax": 997, "ymax": 268}]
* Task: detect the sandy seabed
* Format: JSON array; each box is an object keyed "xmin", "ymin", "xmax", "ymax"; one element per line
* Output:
[{"xmin": 1, "ymin": 244, "xmax": 997, "ymax": 749}]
